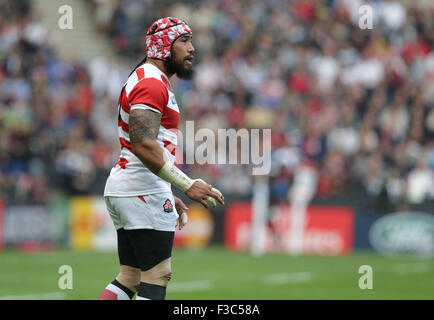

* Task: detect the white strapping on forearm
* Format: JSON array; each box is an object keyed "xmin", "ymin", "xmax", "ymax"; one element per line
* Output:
[{"xmin": 157, "ymin": 160, "xmax": 194, "ymax": 192}]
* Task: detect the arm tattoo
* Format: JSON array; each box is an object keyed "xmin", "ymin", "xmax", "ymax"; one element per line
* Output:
[{"xmin": 129, "ymin": 109, "xmax": 162, "ymax": 143}]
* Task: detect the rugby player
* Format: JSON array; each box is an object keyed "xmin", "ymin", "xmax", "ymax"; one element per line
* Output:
[{"xmin": 99, "ymin": 17, "xmax": 224, "ymax": 300}]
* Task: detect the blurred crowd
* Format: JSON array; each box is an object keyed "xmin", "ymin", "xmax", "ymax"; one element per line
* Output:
[
  {"xmin": 0, "ymin": 0, "xmax": 121, "ymax": 204},
  {"xmin": 1, "ymin": 0, "xmax": 434, "ymax": 209}
]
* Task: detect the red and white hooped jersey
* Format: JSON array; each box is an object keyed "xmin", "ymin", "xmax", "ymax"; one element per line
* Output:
[{"xmin": 104, "ymin": 63, "xmax": 179, "ymax": 197}]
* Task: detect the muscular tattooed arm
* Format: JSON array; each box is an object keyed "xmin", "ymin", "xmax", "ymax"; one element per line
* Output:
[
  {"xmin": 129, "ymin": 107, "xmax": 225, "ymax": 208},
  {"xmin": 130, "ymin": 109, "xmax": 166, "ymax": 175}
]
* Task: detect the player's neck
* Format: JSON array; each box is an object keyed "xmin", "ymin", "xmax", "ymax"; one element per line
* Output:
[{"xmin": 147, "ymin": 58, "xmax": 173, "ymax": 79}]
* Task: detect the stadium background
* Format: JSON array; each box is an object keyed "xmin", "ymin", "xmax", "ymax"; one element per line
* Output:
[{"xmin": 0, "ymin": 0, "xmax": 433, "ymax": 299}]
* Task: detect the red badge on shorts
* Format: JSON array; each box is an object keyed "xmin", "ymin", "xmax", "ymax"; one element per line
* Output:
[{"xmin": 163, "ymin": 199, "xmax": 173, "ymax": 213}]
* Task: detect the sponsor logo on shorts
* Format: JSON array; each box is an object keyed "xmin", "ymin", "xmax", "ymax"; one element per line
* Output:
[{"xmin": 163, "ymin": 199, "xmax": 173, "ymax": 213}]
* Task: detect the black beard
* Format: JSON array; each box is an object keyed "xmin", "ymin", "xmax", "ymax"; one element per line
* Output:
[{"xmin": 164, "ymin": 54, "xmax": 195, "ymax": 80}]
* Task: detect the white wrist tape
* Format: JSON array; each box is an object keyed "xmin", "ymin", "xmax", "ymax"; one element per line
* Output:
[{"xmin": 157, "ymin": 160, "xmax": 194, "ymax": 192}]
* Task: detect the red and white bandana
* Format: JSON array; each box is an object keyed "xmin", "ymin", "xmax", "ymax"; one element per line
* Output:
[{"xmin": 145, "ymin": 17, "xmax": 192, "ymax": 61}]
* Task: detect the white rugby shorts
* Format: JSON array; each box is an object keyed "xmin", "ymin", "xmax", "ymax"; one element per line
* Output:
[{"xmin": 104, "ymin": 192, "xmax": 179, "ymax": 232}]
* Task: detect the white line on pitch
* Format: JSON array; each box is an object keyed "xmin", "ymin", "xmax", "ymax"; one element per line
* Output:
[
  {"xmin": 263, "ymin": 272, "xmax": 315, "ymax": 285},
  {"xmin": 393, "ymin": 262, "xmax": 432, "ymax": 275},
  {"xmin": 169, "ymin": 281, "xmax": 212, "ymax": 292},
  {"xmin": 0, "ymin": 292, "xmax": 66, "ymax": 300}
]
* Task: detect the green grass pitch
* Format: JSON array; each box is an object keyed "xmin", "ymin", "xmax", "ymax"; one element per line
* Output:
[{"xmin": 0, "ymin": 246, "xmax": 432, "ymax": 300}]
